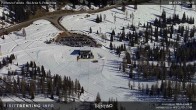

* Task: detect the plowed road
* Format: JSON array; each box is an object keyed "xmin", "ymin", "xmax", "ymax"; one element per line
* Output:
[{"xmin": 0, "ymin": 5, "xmax": 120, "ymax": 37}]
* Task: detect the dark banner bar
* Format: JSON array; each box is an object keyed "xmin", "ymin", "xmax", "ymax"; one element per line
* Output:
[
  {"xmin": 1, "ymin": 102, "xmax": 196, "ymax": 110},
  {"xmin": 0, "ymin": 1, "xmax": 196, "ymax": 5},
  {"xmin": 0, "ymin": 1, "xmax": 56, "ymax": 5},
  {"xmin": 130, "ymin": 0, "xmax": 196, "ymax": 5}
]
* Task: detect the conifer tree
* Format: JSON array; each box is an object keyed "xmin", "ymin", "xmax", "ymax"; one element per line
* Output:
[
  {"xmin": 30, "ymin": 80, "xmax": 35, "ymax": 99},
  {"xmin": 182, "ymin": 12, "xmax": 186, "ymax": 23},
  {"xmin": 81, "ymin": 86, "xmax": 84, "ymax": 94},
  {"xmin": 0, "ymin": 98, "xmax": 3, "ymax": 110},
  {"xmin": 134, "ymin": 1, "xmax": 137, "ymax": 9},
  {"xmin": 100, "ymin": 14, "xmax": 102, "ymax": 22},
  {"xmin": 162, "ymin": 9, "xmax": 166, "ymax": 18},
  {"xmin": 110, "ymin": 35, "xmax": 113, "ymax": 42},
  {"xmin": 150, "ymin": 85, "xmax": 154, "ymax": 96},
  {"xmin": 126, "ymin": 52, "xmax": 131, "ymax": 64},
  {"xmin": 96, "ymin": 15, "xmax": 100, "ymax": 23},
  {"xmin": 122, "ymin": 62, "xmax": 126, "ymax": 72},
  {"xmin": 112, "ymin": 30, "xmax": 115, "ymax": 36},
  {"xmin": 90, "ymin": 27, "xmax": 92, "ymax": 33},
  {"xmin": 21, "ymin": 78, "xmax": 26, "ymax": 98},
  {"xmin": 122, "ymin": 2, "xmax": 126, "ymax": 12},
  {"xmin": 13, "ymin": 79, "xmax": 17, "ymax": 95},
  {"xmin": 128, "ymin": 80, "xmax": 131, "ymax": 89},
  {"xmin": 110, "ymin": 42, "xmax": 113, "ymax": 50},
  {"xmin": 95, "ymin": 92, "xmax": 101, "ymax": 104},
  {"xmin": 146, "ymin": 84, "xmax": 149, "ymax": 95}
]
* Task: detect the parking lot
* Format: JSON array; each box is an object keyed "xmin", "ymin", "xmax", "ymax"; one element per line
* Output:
[{"xmin": 58, "ymin": 33, "xmax": 97, "ymax": 47}]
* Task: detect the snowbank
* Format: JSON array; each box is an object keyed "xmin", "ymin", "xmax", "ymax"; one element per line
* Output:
[{"xmin": 62, "ymin": 4, "xmax": 99, "ymax": 11}]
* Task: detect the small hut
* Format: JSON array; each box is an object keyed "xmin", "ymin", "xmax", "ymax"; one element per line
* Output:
[{"xmin": 79, "ymin": 48, "xmax": 94, "ymax": 59}]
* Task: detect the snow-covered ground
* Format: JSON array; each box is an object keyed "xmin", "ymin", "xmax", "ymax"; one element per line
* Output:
[
  {"xmin": 60, "ymin": 5, "xmax": 196, "ymax": 48},
  {"xmin": 61, "ymin": 4, "xmax": 100, "ymax": 11},
  {"xmin": 0, "ymin": 19, "xmax": 128, "ymax": 102},
  {"xmin": 59, "ymin": 4, "xmax": 196, "ymax": 101},
  {"xmin": 42, "ymin": 4, "xmax": 100, "ymax": 12},
  {"xmin": 0, "ymin": 18, "xmax": 160, "ymax": 102},
  {"xmin": 42, "ymin": 5, "xmax": 56, "ymax": 12},
  {"xmin": 1, "ymin": 4, "xmax": 196, "ymax": 103},
  {"xmin": 0, "ymin": 6, "xmax": 11, "ymax": 28}
]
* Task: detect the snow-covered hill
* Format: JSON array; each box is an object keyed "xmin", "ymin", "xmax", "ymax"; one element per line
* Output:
[
  {"xmin": 60, "ymin": 5, "xmax": 196, "ymax": 47},
  {"xmin": 0, "ymin": 17, "xmax": 161, "ymax": 102},
  {"xmin": 0, "ymin": 19, "xmax": 123, "ymax": 102},
  {"xmin": 59, "ymin": 4, "xmax": 196, "ymax": 101},
  {"xmin": 1, "ymin": 4, "xmax": 196, "ymax": 103}
]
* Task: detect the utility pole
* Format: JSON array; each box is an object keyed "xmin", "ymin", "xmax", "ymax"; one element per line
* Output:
[
  {"xmin": 173, "ymin": 2, "xmax": 177, "ymax": 17},
  {"xmin": 131, "ymin": 12, "xmax": 134, "ymax": 26},
  {"xmin": 22, "ymin": 28, "xmax": 26, "ymax": 40},
  {"xmin": 160, "ymin": 0, "xmax": 162, "ymax": 11}
]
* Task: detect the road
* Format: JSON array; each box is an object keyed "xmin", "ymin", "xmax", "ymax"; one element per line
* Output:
[{"xmin": 0, "ymin": 5, "xmax": 120, "ymax": 38}]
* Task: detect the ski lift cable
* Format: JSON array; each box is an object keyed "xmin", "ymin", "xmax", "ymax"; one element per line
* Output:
[
  {"xmin": 0, "ymin": 77, "xmax": 48, "ymax": 110},
  {"xmin": 0, "ymin": 83, "xmax": 35, "ymax": 110},
  {"xmin": 3, "ymin": 22, "xmax": 93, "ymax": 109},
  {"xmin": 0, "ymin": 85, "xmax": 29, "ymax": 107},
  {"xmin": 1, "ymin": 37, "xmax": 51, "ymax": 110},
  {"xmin": 7, "ymin": 34, "xmax": 92, "ymax": 104},
  {"xmin": 6, "ymin": 30, "xmax": 77, "ymax": 78}
]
